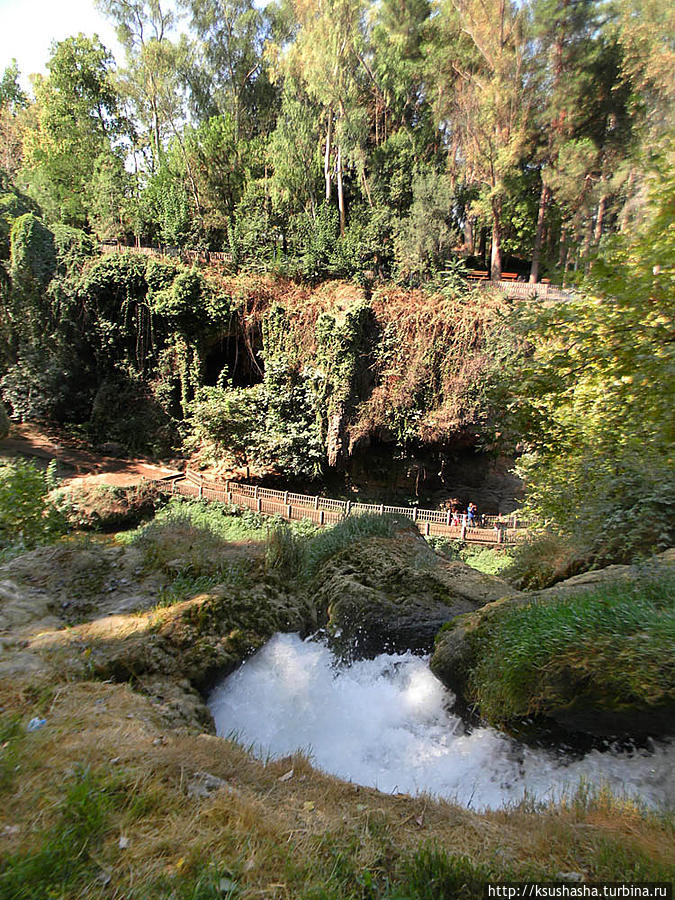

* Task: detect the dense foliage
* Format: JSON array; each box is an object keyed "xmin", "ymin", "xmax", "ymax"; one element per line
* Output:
[
  {"xmin": 504, "ymin": 167, "xmax": 674, "ymax": 565},
  {"xmin": 0, "ymin": 0, "xmax": 671, "ymax": 565},
  {"xmin": 0, "ymin": 0, "xmax": 671, "ymax": 282}
]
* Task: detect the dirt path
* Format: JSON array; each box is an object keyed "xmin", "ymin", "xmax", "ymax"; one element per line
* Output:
[{"xmin": 0, "ymin": 423, "xmax": 182, "ymax": 487}]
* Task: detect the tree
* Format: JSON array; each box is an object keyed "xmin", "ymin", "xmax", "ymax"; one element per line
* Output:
[
  {"xmin": 182, "ymin": 0, "xmax": 276, "ymax": 138},
  {"xmin": 507, "ymin": 160, "xmax": 675, "ymax": 560},
  {"xmin": 0, "ymin": 60, "xmax": 27, "ymax": 111},
  {"xmin": 527, "ymin": 0, "xmax": 599, "ymax": 282},
  {"xmin": 433, "ymin": 0, "xmax": 531, "ymax": 280},
  {"xmin": 276, "ymin": 0, "xmax": 371, "ymax": 236},
  {"xmin": 97, "ymin": 0, "xmax": 182, "ymax": 171},
  {"xmin": 20, "ymin": 35, "xmax": 124, "ymax": 228}
]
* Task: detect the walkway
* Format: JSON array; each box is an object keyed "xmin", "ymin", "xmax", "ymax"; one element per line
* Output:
[{"xmin": 168, "ymin": 469, "xmax": 533, "ymax": 546}]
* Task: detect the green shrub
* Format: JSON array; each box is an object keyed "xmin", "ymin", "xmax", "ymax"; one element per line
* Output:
[{"xmin": 0, "ymin": 459, "xmax": 66, "ymax": 550}]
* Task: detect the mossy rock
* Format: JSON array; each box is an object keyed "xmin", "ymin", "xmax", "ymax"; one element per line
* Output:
[
  {"xmin": 430, "ymin": 551, "xmax": 675, "ymax": 741},
  {"xmin": 312, "ymin": 530, "xmax": 518, "ymax": 659},
  {"xmin": 91, "ymin": 577, "xmax": 317, "ymax": 692}
]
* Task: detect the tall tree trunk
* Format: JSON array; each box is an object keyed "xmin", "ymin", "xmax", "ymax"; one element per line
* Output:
[
  {"xmin": 464, "ymin": 217, "xmax": 474, "ymax": 254},
  {"xmin": 490, "ymin": 202, "xmax": 503, "ymax": 281},
  {"xmin": 619, "ymin": 169, "xmax": 636, "ymax": 232},
  {"xmin": 558, "ymin": 225, "xmax": 567, "ymax": 268},
  {"xmin": 324, "ymin": 110, "xmax": 333, "ymax": 202},
  {"xmin": 336, "ymin": 143, "xmax": 346, "ymax": 236},
  {"xmin": 478, "ymin": 227, "xmax": 487, "ymax": 266},
  {"xmin": 594, "ymin": 188, "xmax": 607, "ymax": 244},
  {"xmin": 581, "ymin": 212, "xmax": 593, "ymax": 270},
  {"xmin": 530, "ymin": 184, "xmax": 550, "ymax": 283}
]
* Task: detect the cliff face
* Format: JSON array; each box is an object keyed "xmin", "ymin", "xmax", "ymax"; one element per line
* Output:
[{"xmin": 195, "ymin": 276, "xmax": 520, "ymax": 508}]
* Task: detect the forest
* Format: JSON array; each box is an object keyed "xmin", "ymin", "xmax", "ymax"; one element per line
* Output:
[
  {"xmin": 1, "ymin": 0, "xmax": 672, "ymax": 281},
  {"xmin": 0, "ymin": 0, "xmax": 673, "ymax": 572}
]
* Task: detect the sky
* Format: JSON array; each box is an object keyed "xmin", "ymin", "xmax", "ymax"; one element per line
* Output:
[{"xmin": 0, "ymin": 0, "xmax": 123, "ymax": 89}]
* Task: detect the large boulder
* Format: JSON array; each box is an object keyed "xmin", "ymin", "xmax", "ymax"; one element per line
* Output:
[
  {"xmin": 430, "ymin": 550, "xmax": 675, "ymax": 740},
  {"xmin": 313, "ymin": 530, "xmax": 518, "ymax": 659}
]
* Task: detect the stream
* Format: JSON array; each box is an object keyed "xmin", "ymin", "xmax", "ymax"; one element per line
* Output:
[{"xmin": 208, "ymin": 633, "xmax": 674, "ymax": 811}]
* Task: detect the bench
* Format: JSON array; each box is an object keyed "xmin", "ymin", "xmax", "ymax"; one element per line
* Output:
[
  {"xmin": 500, "ymin": 272, "xmax": 519, "ymax": 281},
  {"xmin": 467, "ymin": 269, "xmax": 489, "ymax": 280}
]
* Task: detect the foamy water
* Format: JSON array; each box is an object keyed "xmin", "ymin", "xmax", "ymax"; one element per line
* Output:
[{"xmin": 208, "ymin": 633, "xmax": 674, "ymax": 811}]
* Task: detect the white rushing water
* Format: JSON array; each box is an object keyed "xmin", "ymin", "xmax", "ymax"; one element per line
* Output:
[{"xmin": 208, "ymin": 633, "xmax": 675, "ymax": 811}]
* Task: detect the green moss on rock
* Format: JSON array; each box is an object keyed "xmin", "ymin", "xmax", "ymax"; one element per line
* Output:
[
  {"xmin": 312, "ymin": 530, "xmax": 516, "ymax": 658},
  {"xmin": 430, "ymin": 552, "xmax": 675, "ymax": 739}
]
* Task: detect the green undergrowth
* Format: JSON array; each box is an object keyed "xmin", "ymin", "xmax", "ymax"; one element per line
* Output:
[
  {"xmin": 265, "ymin": 513, "xmax": 417, "ymax": 582},
  {"xmin": 0, "ymin": 765, "xmax": 126, "ymax": 899},
  {"xmin": 0, "ymin": 458, "xmax": 67, "ymax": 555},
  {"xmin": 427, "ymin": 537, "xmax": 514, "ymax": 576},
  {"xmin": 467, "ymin": 571, "xmax": 675, "ymax": 723}
]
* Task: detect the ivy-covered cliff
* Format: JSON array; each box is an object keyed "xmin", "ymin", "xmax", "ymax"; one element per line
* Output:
[{"xmin": 1, "ymin": 216, "xmax": 518, "ymax": 503}]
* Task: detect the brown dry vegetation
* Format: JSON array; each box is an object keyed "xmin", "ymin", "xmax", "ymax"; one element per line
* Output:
[{"xmin": 216, "ymin": 274, "xmax": 511, "ymax": 453}]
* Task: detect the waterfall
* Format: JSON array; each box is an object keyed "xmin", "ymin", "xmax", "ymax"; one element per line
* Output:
[{"xmin": 208, "ymin": 633, "xmax": 674, "ymax": 811}]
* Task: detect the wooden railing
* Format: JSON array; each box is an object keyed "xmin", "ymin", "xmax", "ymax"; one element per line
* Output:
[
  {"xmin": 165, "ymin": 469, "xmax": 534, "ymax": 546},
  {"xmin": 492, "ymin": 280, "xmax": 572, "ymax": 301}
]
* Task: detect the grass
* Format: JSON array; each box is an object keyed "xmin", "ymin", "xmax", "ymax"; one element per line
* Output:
[
  {"xmin": 0, "ymin": 765, "xmax": 120, "ymax": 899},
  {"xmin": 427, "ymin": 537, "xmax": 514, "ymax": 576},
  {"xmin": 301, "ymin": 512, "xmax": 417, "ymax": 580},
  {"xmin": 0, "ymin": 676, "xmax": 672, "ymax": 899},
  {"xmin": 124, "ymin": 498, "xmax": 416, "ymax": 589},
  {"xmin": 0, "ymin": 714, "xmax": 23, "ymax": 793},
  {"xmin": 504, "ymin": 532, "xmax": 590, "ymax": 589},
  {"xmin": 467, "ymin": 571, "xmax": 675, "ymax": 722}
]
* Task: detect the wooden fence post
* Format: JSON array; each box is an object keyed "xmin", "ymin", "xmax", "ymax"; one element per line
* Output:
[
  {"xmin": 346, "ymin": 500, "xmax": 351, "ymax": 516},
  {"xmin": 461, "ymin": 524, "xmax": 467, "ymax": 541},
  {"xmin": 320, "ymin": 509, "xmax": 325, "ymax": 525},
  {"xmin": 254, "ymin": 485, "xmax": 259, "ymax": 500},
  {"xmin": 412, "ymin": 507, "xmax": 418, "ymax": 522},
  {"xmin": 314, "ymin": 496, "xmax": 319, "ymax": 510},
  {"xmin": 284, "ymin": 491, "xmax": 289, "ymax": 504},
  {"xmin": 225, "ymin": 480, "xmax": 231, "ymax": 492},
  {"xmin": 257, "ymin": 498, "xmax": 262, "ymax": 512},
  {"xmin": 199, "ymin": 482, "xmax": 203, "ymax": 499},
  {"xmin": 425, "ymin": 522, "xmax": 430, "ymax": 536},
  {"xmin": 286, "ymin": 504, "xmax": 292, "ymax": 519},
  {"xmin": 446, "ymin": 510, "xmax": 451, "ymax": 526},
  {"xmin": 380, "ymin": 504, "xmax": 384, "ymax": 515}
]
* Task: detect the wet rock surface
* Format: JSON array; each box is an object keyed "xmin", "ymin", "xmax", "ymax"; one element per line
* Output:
[{"xmin": 313, "ymin": 531, "xmax": 518, "ymax": 658}]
